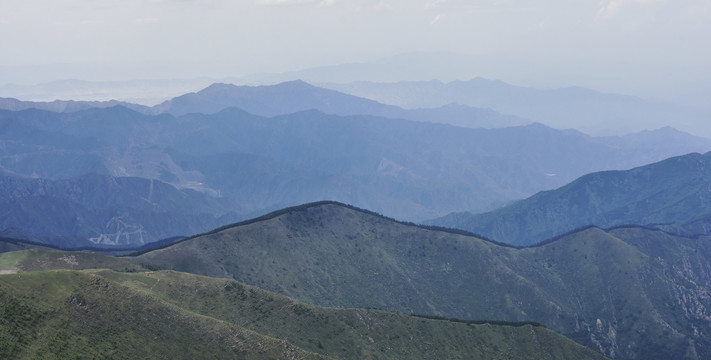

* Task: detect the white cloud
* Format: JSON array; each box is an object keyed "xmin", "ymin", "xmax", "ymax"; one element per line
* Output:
[{"xmin": 430, "ymin": 13, "xmax": 441, "ymax": 25}]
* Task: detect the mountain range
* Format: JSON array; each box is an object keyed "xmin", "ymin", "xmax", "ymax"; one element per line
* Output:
[
  {"xmin": 1, "ymin": 70, "xmax": 710, "ymax": 360},
  {"xmin": 0, "ymin": 96, "xmax": 146, "ymax": 113},
  {"xmin": 149, "ymin": 80, "xmax": 532, "ymax": 129},
  {"xmin": 1, "ymin": 80, "xmax": 710, "ymax": 247},
  {"xmin": 1, "ymin": 80, "xmax": 530, "ymax": 130},
  {"xmin": 324, "ymin": 78, "xmax": 711, "ymax": 136},
  {"xmin": 3, "ymin": 201, "xmax": 709, "ymax": 359},
  {"xmin": 1, "ymin": 105, "xmax": 710, "ymax": 247},
  {"xmin": 428, "ymin": 152, "xmax": 711, "ymax": 246}
]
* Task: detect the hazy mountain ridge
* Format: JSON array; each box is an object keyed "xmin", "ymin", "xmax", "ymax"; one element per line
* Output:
[
  {"xmin": 0, "ymin": 78, "xmax": 215, "ymax": 106},
  {"xmin": 2, "ymin": 100, "xmax": 711, "ymax": 246},
  {"xmin": 3, "ymin": 77, "xmax": 708, "ymax": 136},
  {"xmin": 130, "ymin": 201, "xmax": 711, "ymax": 359},
  {"xmin": 150, "ymin": 80, "xmax": 531, "ymax": 129},
  {"xmin": 428, "ymin": 152, "xmax": 711, "ymax": 246},
  {"xmin": 0, "ymin": 268, "xmax": 606, "ymax": 360},
  {"xmin": 0, "ymin": 171, "xmax": 236, "ymax": 248},
  {"xmin": 0, "ymin": 96, "xmax": 150, "ymax": 114},
  {"xmin": 0, "ymin": 80, "xmax": 529, "ymax": 130},
  {"xmin": 324, "ymin": 78, "xmax": 711, "ymax": 136}
]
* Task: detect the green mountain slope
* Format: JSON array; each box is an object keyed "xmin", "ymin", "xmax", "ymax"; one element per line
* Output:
[
  {"xmin": 428, "ymin": 152, "xmax": 711, "ymax": 246},
  {"xmin": 0, "ymin": 269, "xmax": 605, "ymax": 360},
  {"xmin": 0, "ymin": 248, "xmax": 149, "ymax": 274},
  {"xmin": 134, "ymin": 201, "xmax": 711, "ymax": 359},
  {"xmin": 0, "ymin": 270, "xmax": 326, "ymax": 360}
]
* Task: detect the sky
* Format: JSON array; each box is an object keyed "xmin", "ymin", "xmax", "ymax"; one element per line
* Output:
[{"xmin": 1, "ymin": 0, "xmax": 710, "ymax": 104}]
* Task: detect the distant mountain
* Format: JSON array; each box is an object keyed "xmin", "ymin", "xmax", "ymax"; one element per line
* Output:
[
  {"xmin": 0, "ymin": 81, "xmax": 530, "ymax": 129},
  {"xmin": 428, "ymin": 152, "xmax": 711, "ymax": 246},
  {"xmin": 0, "ymin": 172, "xmax": 236, "ymax": 248},
  {"xmin": 0, "ymin": 268, "xmax": 605, "ymax": 359},
  {"xmin": 0, "ymin": 97, "xmax": 149, "ymax": 113},
  {"xmin": 6, "ymin": 79, "xmax": 709, "ymax": 136},
  {"xmin": 152, "ymin": 80, "xmax": 397, "ymax": 117},
  {"xmin": 2, "ymin": 105, "xmax": 711, "ymax": 246},
  {"xmin": 131, "ymin": 201, "xmax": 711, "ymax": 359},
  {"xmin": 324, "ymin": 79, "xmax": 711, "ymax": 136},
  {"xmin": 0, "ymin": 78, "xmax": 214, "ymax": 106},
  {"xmin": 150, "ymin": 80, "xmax": 529, "ymax": 128}
]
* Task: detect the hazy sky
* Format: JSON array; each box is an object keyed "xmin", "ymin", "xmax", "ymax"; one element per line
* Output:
[{"xmin": 1, "ymin": 0, "xmax": 710, "ymax": 102}]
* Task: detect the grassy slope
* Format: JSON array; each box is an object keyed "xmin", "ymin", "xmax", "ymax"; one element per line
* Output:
[
  {"xmin": 134, "ymin": 202, "xmax": 711, "ymax": 359},
  {"xmin": 0, "ymin": 270, "xmax": 327, "ymax": 360},
  {"xmin": 0, "ymin": 248, "xmax": 149, "ymax": 273},
  {"xmin": 0, "ymin": 269, "xmax": 606, "ymax": 360}
]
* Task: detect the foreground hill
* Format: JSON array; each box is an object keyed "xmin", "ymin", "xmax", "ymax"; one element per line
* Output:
[
  {"xmin": 133, "ymin": 202, "xmax": 711, "ymax": 360},
  {"xmin": 429, "ymin": 152, "xmax": 711, "ymax": 246},
  {"xmin": 0, "ymin": 269, "xmax": 605, "ymax": 360}
]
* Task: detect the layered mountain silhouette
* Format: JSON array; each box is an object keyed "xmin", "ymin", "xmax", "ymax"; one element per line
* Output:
[
  {"xmin": 5, "ymin": 78, "xmax": 708, "ymax": 135},
  {"xmin": 1, "ymin": 80, "xmax": 529, "ymax": 129},
  {"xmin": 3, "ymin": 78, "xmax": 709, "ymax": 360},
  {"xmin": 0, "ymin": 96, "xmax": 149, "ymax": 113},
  {"xmin": 429, "ymin": 152, "xmax": 711, "ymax": 246},
  {"xmin": 1, "ymin": 102, "xmax": 710, "ymax": 246},
  {"xmin": 325, "ymin": 78, "xmax": 711, "ymax": 136},
  {"xmin": 154, "ymin": 80, "xmax": 531, "ymax": 128}
]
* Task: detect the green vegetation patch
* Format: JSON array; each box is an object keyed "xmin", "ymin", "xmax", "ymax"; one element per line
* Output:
[
  {"xmin": 0, "ymin": 270, "xmax": 327, "ymax": 360},
  {"xmin": 1, "ymin": 269, "xmax": 606, "ymax": 360}
]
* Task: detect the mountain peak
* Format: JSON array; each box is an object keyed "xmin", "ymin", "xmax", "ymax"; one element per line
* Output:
[
  {"xmin": 276, "ymin": 79, "xmax": 312, "ymax": 87},
  {"xmin": 196, "ymin": 82, "xmax": 240, "ymax": 96},
  {"xmin": 197, "ymin": 80, "xmax": 315, "ymax": 96}
]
